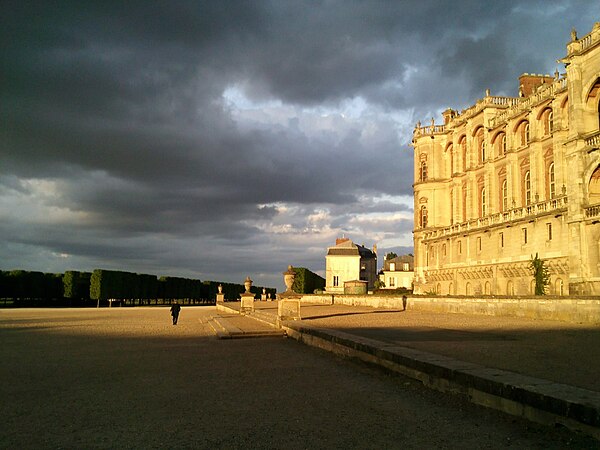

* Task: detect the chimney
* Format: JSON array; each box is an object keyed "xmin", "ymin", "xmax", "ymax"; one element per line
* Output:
[
  {"xmin": 518, "ymin": 73, "xmax": 554, "ymax": 97},
  {"xmin": 442, "ymin": 108, "xmax": 456, "ymax": 125}
]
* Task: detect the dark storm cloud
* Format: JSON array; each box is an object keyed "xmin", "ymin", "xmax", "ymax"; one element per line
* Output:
[{"xmin": 1, "ymin": 0, "xmax": 598, "ymax": 287}]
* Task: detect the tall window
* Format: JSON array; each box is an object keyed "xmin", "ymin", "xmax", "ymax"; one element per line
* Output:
[
  {"xmin": 502, "ymin": 179, "xmax": 508, "ymax": 211},
  {"xmin": 333, "ymin": 276, "xmax": 339, "ymax": 287},
  {"xmin": 460, "ymin": 137, "xmax": 467, "ymax": 171},
  {"xmin": 420, "ymin": 161, "xmax": 428, "ymax": 181},
  {"xmin": 524, "ymin": 171, "xmax": 531, "ymax": 205},
  {"xmin": 389, "ymin": 262, "xmax": 395, "ymax": 271},
  {"xmin": 420, "ymin": 206, "xmax": 428, "ymax": 228},
  {"xmin": 477, "ymin": 129, "xmax": 485, "ymax": 163},
  {"xmin": 501, "ymin": 134, "xmax": 507, "ymax": 156},
  {"xmin": 547, "ymin": 110, "xmax": 554, "ymax": 134},
  {"xmin": 523, "ymin": 122, "xmax": 530, "ymax": 146},
  {"xmin": 549, "ymin": 163, "xmax": 556, "ymax": 198},
  {"xmin": 481, "ymin": 187, "xmax": 487, "ymax": 216}
]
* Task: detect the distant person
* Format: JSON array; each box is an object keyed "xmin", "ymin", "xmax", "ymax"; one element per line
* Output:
[
  {"xmin": 170, "ymin": 301, "xmax": 181, "ymax": 325},
  {"xmin": 402, "ymin": 295, "xmax": 407, "ymax": 311}
]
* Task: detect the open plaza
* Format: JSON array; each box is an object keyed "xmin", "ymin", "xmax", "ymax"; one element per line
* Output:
[{"xmin": 1, "ymin": 304, "xmax": 599, "ymax": 448}]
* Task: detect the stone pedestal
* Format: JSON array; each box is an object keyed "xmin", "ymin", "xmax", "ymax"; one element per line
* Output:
[
  {"xmin": 240, "ymin": 293, "xmax": 255, "ymax": 314},
  {"xmin": 276, "ymin": 295, "xmax": 301, "ymax": 326},
  {"xmin": 216, "ymin": 293, "xmax": 225, "ymax": 303},
  {"xmin": 276, "ymin": 265, "xmax": 301, "ymax": 326}
]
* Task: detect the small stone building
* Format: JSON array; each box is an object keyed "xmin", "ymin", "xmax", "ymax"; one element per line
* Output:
[
  {"xmin": 379, "ymin": 254, "xmax": 414, "ymax": 290},
  {"xmin": 325, "ymin": 237, "xmax": 377, "ymax": 293}
]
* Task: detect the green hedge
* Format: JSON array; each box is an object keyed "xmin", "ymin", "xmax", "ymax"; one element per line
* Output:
[{"xmin": 291, "ymin": 267, "xmax": 325, "ymax": 294}]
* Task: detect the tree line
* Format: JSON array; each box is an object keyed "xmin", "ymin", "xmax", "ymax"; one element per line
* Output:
[{"xmin": 0, "ymin": 269, "xmax": 277, "ymax": 307}]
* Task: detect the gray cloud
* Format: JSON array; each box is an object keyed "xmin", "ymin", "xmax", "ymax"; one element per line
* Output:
[{"xmin": 1, "ymin": 0, "xmax": 598, "ymax": 289}]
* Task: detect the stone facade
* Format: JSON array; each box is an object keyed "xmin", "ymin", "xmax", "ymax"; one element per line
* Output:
[
  {"xmin": 325, "ymin": 237, "xmax": 377, "ymax": 293},
  {"xmin": 412, "ymin": 23, "xmax": 600, "ymax": 296}
]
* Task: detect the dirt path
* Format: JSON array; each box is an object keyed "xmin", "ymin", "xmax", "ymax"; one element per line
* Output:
[{"xmin": 1, "ymin": 307, "xmax": 597, "ymax": 449}]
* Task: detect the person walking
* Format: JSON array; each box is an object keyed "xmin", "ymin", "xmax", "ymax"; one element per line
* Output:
[{"xmin": 170, "ymin": 301, "xmax": 181, "ymax": 325}]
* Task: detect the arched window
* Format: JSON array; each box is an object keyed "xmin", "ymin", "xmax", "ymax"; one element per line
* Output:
[
  {"xmin": 420, "ymin": 206, "xmax": 428, "ymax": 228},
  {"xmin": 476, "ymin": 129, "xmax": 485, "ymax": 163},
  {"xmin": 501, "ymin": 134, "xmax": 507, "ymax": 156},
  {"xmin": 549, "ymin": 163, "xmax": 556, "ymax": 198},
  {"xmin": 524, "ymin": 171, "xmax": 531, "ymax": 205},
  {"xmin": 481, "ymin": 187, "xmax": 487, "ymax": 217},
  {"xmin": 420, "ymin": 160, "xmax": 428, "ymax": 181},
  {"xmin": 459, "ymin": 136, "xmax": 467, "ymax": 171},
  {"xmin": 465, "ymin": 282, "xmax": 471, "ymax": 295},
  {"xmin": 502, "ymin": 179, "xmax": 508, "ymax": 211},
  {"xmin": 485, "ymin": 281, "xmax": 491, "ymax": 295},
  {"xmin": 547, "ymin": 110, "xmax": 554, "ymax": 134},
  {"xmin": 523, "ymin": 122, "xmax": 530, "ymax": 146}
]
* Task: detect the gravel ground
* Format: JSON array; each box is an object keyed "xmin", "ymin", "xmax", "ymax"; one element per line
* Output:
[
  {"xmin": 288, "ymin": 304, "xmax": 600, "ymax": 392},
  {"xmin": 1, "ymin": 307, "xmax": 598, "ymax": 449}
]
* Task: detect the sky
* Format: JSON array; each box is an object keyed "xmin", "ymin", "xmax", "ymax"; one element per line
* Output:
[{"xmin": 1, "ymin": 1, "xmax": 598, "ymax": 291}]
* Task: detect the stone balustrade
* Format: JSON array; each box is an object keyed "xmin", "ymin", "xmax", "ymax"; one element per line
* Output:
[
  {"xmin": 585, "ymin": 130, "xmax": 600, "ymax": 147},
  {"xmin": 585, "ymin": 204, "xmax": 600, "ymax": 219},
  {"xmin": 421, "ymin": 195, "xmax": 568, "ymax": 241},
  {"xmin": 489, "ymin": 76, "xmax": 568, "ymax": 128}
]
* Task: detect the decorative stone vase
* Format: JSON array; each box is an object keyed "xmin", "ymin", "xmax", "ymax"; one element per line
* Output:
[
  {"xmin": 218, "ymin": 284, "xmax": 223, "ymax": 294},
  {"xmin": 244, "ymin": 276, "xmax": 253, "ymax": 293},
  {"xmin": 283, "ymin": 265, "xmax": 296, "ymax": 293}
]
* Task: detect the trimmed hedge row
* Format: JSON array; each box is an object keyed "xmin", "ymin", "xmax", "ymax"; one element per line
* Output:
[
  {"xmin": 0, "ymin": 269, "xmax": 277, "ymax": 305},
  {"xmin": 292, "ymin": 267, "xmax": 325, "ymax": 294}
]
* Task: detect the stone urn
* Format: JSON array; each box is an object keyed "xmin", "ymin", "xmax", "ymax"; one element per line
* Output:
[
  {"xmin": 283, "ymin": 265, "xmax": 296, "ymax": 293},
  {"xmin": 218, "ymin": 284, "xmax": 223, "ymax": 294},
  {"xmin": 244, "ymin": 276, "xmax": 253, "ymax": 293}
]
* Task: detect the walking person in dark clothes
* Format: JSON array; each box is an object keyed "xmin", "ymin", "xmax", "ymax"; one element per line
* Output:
[{"xmin": 170, "ymin": 301, "xmax": 181, "ymax": 325}]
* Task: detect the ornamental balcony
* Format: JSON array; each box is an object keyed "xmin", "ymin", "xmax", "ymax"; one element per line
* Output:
[{"xmin": 420, "ymin": 195, "xmax": 568, "ymax": 241}]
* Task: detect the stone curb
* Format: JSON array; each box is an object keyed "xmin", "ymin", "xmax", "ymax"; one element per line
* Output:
[
  {"xmin": 214, "ymin": 302, "xmax": 600, "ymax": 438},
  {"xmin": 283, "ymin": 321, "xmax": 600, "ymax": 439}
]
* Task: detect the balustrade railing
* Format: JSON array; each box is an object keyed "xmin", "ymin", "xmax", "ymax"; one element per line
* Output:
[
  {"xmin": 585, "ymin": 131, "xmax": 600, "ymax": 147},
  {"xmin": 420, "ymin": 195, "xmax": 568, "ymax": 240},
  {"xmin": 585, "ymin": 204, "xmax": 600, "ymax": 219}
]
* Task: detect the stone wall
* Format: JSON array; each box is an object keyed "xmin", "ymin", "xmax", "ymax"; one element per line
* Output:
[{"xmin": 299, "ymin": 294, "xmax": 600, "ymax": 324}]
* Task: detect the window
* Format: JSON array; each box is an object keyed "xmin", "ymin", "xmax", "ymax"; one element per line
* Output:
[
  {"xmin": 547, "ymin": 110, "xmax": 554, "ymax": 134},
  {"xmin": 460, "ymin": 137, "xmax": 467, "ymax": 171},
  {"xmin": 458, "ymin": 240, "xmax": 462, "ymax": 254},
  {"xmin": 549, "ymin": 163, "xmax": 556, "ymax": 198},
  {"xmin": 556, "ymin": 278, "xmax": 564, "ymax": 296},
  {"xmin": 481, "ymin": 187, "xmax": 487, "ymax": 216},
  {"xmin": 524, "ymin": 171, "xmax": 531, "ymax": 205},
  {"xmin": 547, "ymin": 223, "xmax": 552, "ymax": 241},
  {"xmin": 333, "ymin": 276, "xmax": 339, "ymax": 287},
  {"xmin": 389, "ymin": 262, "xmax": 395, "ymax": 271},
  {"xmin": 507, "ymin": 280, "xmax": 514, "ymax": 295},
  {"xmin": 403, "ymin": 263, "xmax": 409, "ymax": 271},
  {"xmin": 502, "ymin": 179, "xmax": 508, "ymax": 211},
  {"xmin": 522, "ymin": 228, "xmax": 528, "ymax": 244},
  {"xmin": 500, "ymin": 133, "xmax": 507, "ymax": 156},
  {"xmin": 477, "ymin": 129, "xmax": 485, "ymax": 163},
  {"xmin": 442, "ymin": 243, "xmax": 446, "ymax": 256},
  {"xmin": 499, "ymin": 232, "xmax": 504, "ymax": 248},
  {"xmin": 420, "ymin": 161, "xmax": 428, "ymax": 181},
  {"xmin": 523, "ymin": 122, "xmax": 530, "ymax": 145},
  {"xmin": 389, "ymin": 277, "xmax": 395, "ymax": 287},
  {"xmin": 477, "ymin": 236, "xmax": 482, "ymax": 251},
  {"xmin": 420, "ymin": 206, "xmax": 428, "ymax": 228}
]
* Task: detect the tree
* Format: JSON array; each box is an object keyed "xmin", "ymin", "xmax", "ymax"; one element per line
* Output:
[
  {"xmin": 530, "ymin": 253, "xmax": 550, "ymax": 295},
  {"xmin": 385, "ymin": 252, "xmax": 398, "ymax": 260}
]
